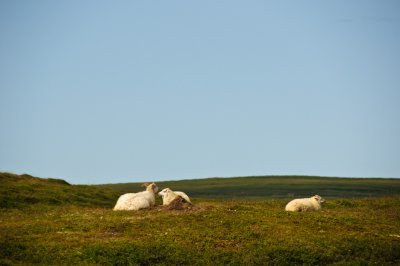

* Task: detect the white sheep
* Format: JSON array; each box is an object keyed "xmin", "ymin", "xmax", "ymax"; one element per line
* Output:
[
  {"xmin": 113, "ymin": 182, "xmax": 159, "ymax": 211},
  {"xmin": 158, "ymin": 188, "xmax": 192, "ymax": 206},
  {"xmin": 285, "ymin": 195, "xmax": 325, "ymax": 212}
]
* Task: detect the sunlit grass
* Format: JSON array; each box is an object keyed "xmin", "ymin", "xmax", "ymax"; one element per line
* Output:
[
  {"xmin": 1, "ymin": 173, "xmax": 400, "ymax": 265},
  {"xmin": 1, "ymin": 198, "xmax": 400, "ymax": 265}
]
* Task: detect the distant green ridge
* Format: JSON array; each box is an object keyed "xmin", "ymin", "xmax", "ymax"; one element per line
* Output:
[
  {"xmin": 98, "ymin": 175, "xmax": 400, "ymax": 199},
  {"xmin": 2, "ymin": 173, "xmax": 400, "ymax": 209}
]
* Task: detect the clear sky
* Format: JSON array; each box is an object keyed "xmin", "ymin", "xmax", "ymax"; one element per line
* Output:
[{"xmin": 1, "ymin": 1, "xmax": 399, "ymax": 184}]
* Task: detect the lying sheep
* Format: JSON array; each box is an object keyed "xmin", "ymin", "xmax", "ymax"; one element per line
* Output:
[
  {"xmin": 158, "ymin": 188, "xmax": 192, "ymax": 206},
  {"xmin": 285, "ymin": 195, "xmax": 325, "ymax": 212},
  {"xmin": 113, "ymin": 182, "xmax": 159, "ymax": 211}
]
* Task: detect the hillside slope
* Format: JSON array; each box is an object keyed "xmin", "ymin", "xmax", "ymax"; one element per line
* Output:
[
  {"xmin": 2, "ymin": 173, "xmax": 400, "ymax": 210},
  {"xmin": 0, "ymin": 172, "xmax": 119, "ymax": 209},
  {"xmin": 1, "ymin": 173, "xmax": 400, "ymax": 265}
]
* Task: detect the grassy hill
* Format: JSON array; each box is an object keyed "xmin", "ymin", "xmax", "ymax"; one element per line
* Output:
[
  {"xmin": 2, "ymin": 173, "xmax": 400, "ymax": 209},
  {"xmin": 1, "ymin": 172, "xmax": 400, "ymax": 265},
  {"xmin": 98, "ymin": 175, "xmax": 400, "ymax": 199},
  {"xmin": 0, "ymin": 172, "xmax": 120, "ymax": 209}
]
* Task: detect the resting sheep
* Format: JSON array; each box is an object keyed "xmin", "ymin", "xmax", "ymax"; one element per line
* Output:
[
  {"xmin": 158, "ymin": 188, "xmax": 192, "ymax": 206},
  {"xmin": 113, "ymin": 182, "xmax": 159, "ymax": 211},
  {"xmin": 285, "ymin": 195, "xmax": 325, "ymax": 212}
]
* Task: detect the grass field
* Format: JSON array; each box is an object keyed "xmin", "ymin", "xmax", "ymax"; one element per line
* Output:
[{"xmin": 1, "ymin": 173, "xmax": 400, "ymax": 265}]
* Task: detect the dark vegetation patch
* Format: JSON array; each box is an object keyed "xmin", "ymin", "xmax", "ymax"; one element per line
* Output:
[{"xmin": 99, "ymin": 175, "xmax": 400, "ymax": 199}]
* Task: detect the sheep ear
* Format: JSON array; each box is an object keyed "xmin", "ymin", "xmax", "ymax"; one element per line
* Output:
[{"xmin": 142, "ymin": 183, "xmax": 149, "ymax": 187}]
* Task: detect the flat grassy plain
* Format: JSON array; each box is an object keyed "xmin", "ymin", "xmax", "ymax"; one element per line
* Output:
[{"xmin": 1, "ymin": 173, "xmax": 400, "ymax": 265}]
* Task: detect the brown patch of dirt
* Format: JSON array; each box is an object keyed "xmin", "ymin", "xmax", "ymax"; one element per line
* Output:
[{"xmin": 153, "ymin": 197, "xmax": 204, "ymax": 212}]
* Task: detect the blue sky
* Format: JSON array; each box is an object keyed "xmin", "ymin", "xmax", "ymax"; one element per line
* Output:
[{"xmin": 1, "ymin": 1, "xmax": 399, "ymax": 184}]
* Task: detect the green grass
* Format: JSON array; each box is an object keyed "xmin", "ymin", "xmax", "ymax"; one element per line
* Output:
[
  {"xmin": 1, "ymin": 172, "xmax": 400, "ymax": 265},
  {"xmin": 0, "ymin": 173, "xmax": 120, "ymax": 209}
]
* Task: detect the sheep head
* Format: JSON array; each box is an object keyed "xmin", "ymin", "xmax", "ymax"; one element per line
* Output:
[
  {"xmin": 158, "ymin": 188, "xmax": 172, "ymax": 197},
  {"xmin": 143, "ymin": 182, "xmax": 159, "ymax": 193},
  {"xmin": 313, "ymin": 195, "xmax": 325, "ymax": 204}
]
